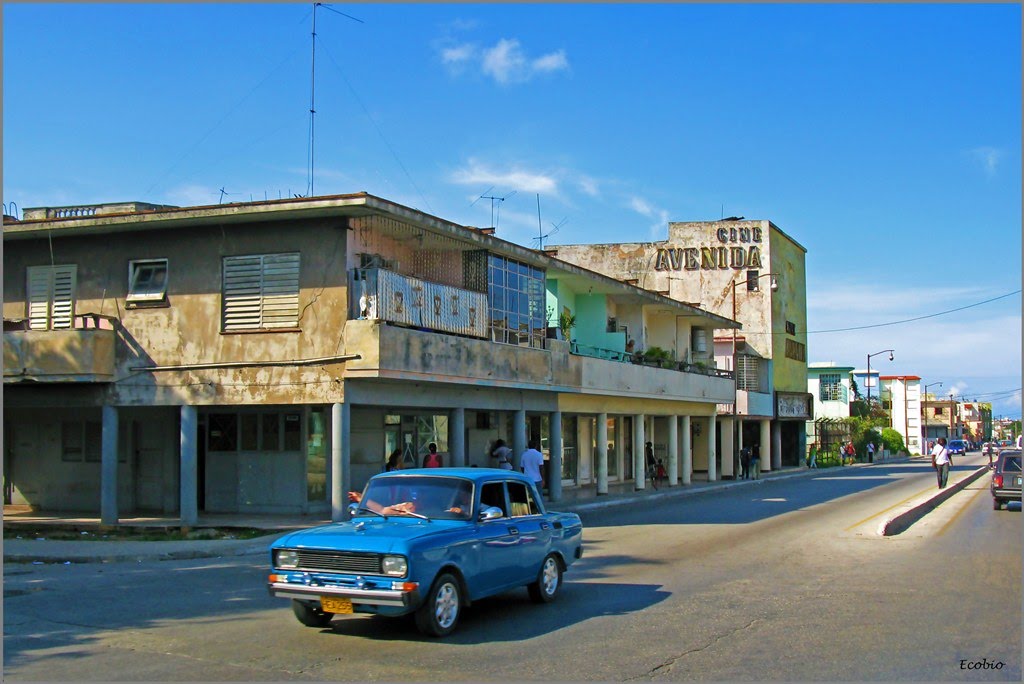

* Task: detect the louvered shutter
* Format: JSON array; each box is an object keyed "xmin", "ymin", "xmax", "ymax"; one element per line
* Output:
[
  {"xmin": 222, "ymin": 254, "xmax": 299, "ymax": 331},
  {"xmin": 26, "ymin": 265, "xmax": 76, "ymax": 330}
]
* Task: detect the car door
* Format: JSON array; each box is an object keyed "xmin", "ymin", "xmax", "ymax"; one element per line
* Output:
[
  {"xmin": 506, "ymin": 480, "xmax": 552, "ymax": 581},
  {"xmin": 467, "ymin": 481, "xmax": 522, "ymax": 598}
]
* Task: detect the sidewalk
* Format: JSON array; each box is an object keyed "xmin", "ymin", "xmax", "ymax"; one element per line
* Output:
[{"xmin": 3, "ymin": 457, "xmax": 936, "ymax": 565}]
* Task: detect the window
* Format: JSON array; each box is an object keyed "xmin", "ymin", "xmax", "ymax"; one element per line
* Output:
[
  {"xmin": 126, "ymin": 259, "xmax": 168, "ymax": 307},
  {"xmin": 27, "ymin": 265, "xmax": 76, "ymax": 330},
  {"xmin": 61, "ymin": 420, "xmax": 113, "ymax": 463},
  {"xmin": 480, "ymin": 482, "xmax": 508, "ymax": 516},
  {"xmin": 507, "ymin": 481, "xmax": 541, "ymax": 517},
  {"xmin": 819, "ymin": 373, "xmax": 845, "ymax": 402},
  {"xmin": 785, "ymin": 339, "xmax": 806, "ymax": 361},
  {"xmin": 786, "ymin": 320, "xmax": 796, "ymax": 335},
  {"xmin": 736, "ymin": 354, "xmax": 763, "ymax": 392},
  {"xmin": 746, "ymin": 269, "xmax": 760, "ymax": 291},
  {"xmin": 222, "ymin": 253, "xmax": 300, "ymax": 331},
  {"xmin": 487, "ymin": 255, "xmax": 546, "ymax": 348}
]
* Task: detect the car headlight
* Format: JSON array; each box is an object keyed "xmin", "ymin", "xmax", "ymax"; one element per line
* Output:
[
  {"xmin": 275, "ymin": 549, "xmax": 299, "ymax": 569},
  {"xmin": 382, "ymin": 555, "xmax": 408, "ymax": 577}
]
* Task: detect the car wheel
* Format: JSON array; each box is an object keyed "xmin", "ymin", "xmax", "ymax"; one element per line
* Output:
[
  {"xmin": 993, "ymin": 498, "xmax": 1004, "ymax": 511},
  {"xmin": 415, "ymin": 572, "xmax": 461, "ymax": 637},
  {"xmin": 528, "ymin": 554, "xmax": 562, "ymax": 604},
  {"xmin": 291, "ymin": 599, "xmax": 334, "ymax": 627}
]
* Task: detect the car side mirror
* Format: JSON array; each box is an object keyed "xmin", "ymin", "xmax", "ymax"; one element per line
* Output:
[
  {"xmin": 478, "ymin": 506, "xmax": 504, "ymax": 522},
  {"xmin": 347, "ymin": 503, "xmax": 359, "ymax": 516}
]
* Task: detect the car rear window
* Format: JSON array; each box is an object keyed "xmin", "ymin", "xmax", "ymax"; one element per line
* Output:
[{"xmin": 1002, "ymin": 456, "xmax": 1021, "ymax": 472}]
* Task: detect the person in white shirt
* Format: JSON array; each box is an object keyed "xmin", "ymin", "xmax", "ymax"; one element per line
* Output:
[
  {"xmin": 520, "ymin": 441, "xmax": 546, "ymax": 498},
  {"xmin": 931, "ymin": 437, "xmax": 952, "ymax": 489}
]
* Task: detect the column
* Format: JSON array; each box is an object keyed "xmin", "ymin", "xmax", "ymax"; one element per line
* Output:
[
  {"xmin": 450, "ymin": 408, "xmax": 466, "ymax": 467},
  {"xmin": 549, "ymin": 411, "xmax": 563, "ymax": 502},
  {"xmin": 633, "ymin": 414, "xmax": 645, "ymax": 490},
  {"xmin": 772, "ymin": 421, "xmax": 783, "ymax": 471},
  {"xmin": 513, "ymin": 409, "xmax": 527, "ymax": 471},
  {"xmin": 707, "ymin": 413, "xmax": 717, "ymax": 482},
  {"xmin": 331, "ymin": 402, "xmax": 351, "ymax": 522},
  {"xmin": 179, "ymin": 405, "xmax": 198, "ymax": 527},
  {"xmin": 100, "ymin": 405, "xmax": 119, "ymax": 526},
  {"xmin": 667, "ymin": 415, "xmax": 679, "ymax": 487},
  {"xmin": 681, "ymin": 415, "xmax": 692, "ymax": 485},
  {"xmin": 596, "ymin": 412, "xmax": 609, "ymax": 495},
  {"xmin": 720, "ymin": 416, "xmax": 735, "ymax": 479},
  {"xmin": 760, "ymin": 419, "xmax": 772, "ymax": 472},
  {"xmin": 737, "ymin": 418, "xmax": 745, "ymax": 467}
]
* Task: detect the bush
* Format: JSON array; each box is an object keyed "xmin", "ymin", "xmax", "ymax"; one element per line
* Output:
[{"xmin": 880, "ymin": 428, "xmax": 905, "ymax": 454}]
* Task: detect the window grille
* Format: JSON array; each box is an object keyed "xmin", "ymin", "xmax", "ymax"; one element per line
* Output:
[
  {"xmin": 222, "ymin": 253, "xmax": 299, "ymax": 331},
  {"xmin": 736, "ymin": 354, "xmax": 763, "ymax": 392},
  {"xmin": 819, "ymin": 373, "xmax": 847, "ymax": 402}
]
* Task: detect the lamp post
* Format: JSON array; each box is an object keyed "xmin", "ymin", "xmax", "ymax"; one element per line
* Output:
[
  {"xmin": 865, "ymin": 349, "xmax": 895, "ymax": 409},
  {"xmin": 923, "ymin": 381, "xmax": 942, "ymax": 449}
]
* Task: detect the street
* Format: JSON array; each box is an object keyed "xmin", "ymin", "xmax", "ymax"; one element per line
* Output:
[{"xmin": 4, "ymin": 454, "xmax": 1020, "ymax": 681}]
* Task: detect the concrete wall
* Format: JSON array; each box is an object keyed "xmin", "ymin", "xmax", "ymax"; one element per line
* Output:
[{"xmin": 767, "ymin": 225, "xmax": 808, "ymax": 393}]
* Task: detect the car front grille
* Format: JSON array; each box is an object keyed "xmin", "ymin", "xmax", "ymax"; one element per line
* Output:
[{"xmin": 291, "ymin": 549, "xmax": 384, "ymax": 574}]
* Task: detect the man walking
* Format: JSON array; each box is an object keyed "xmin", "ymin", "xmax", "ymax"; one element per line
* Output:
[
  {"xmin": 931, "ymin": 437, "xmax": 952, "ymax": 489},
  {"xmin": 750, "ymin": 443, "xmax": 761, "ymax": 480},
  {"xmin": 521, "ymin": 440, "xmax": 546, "ymax": 499}
]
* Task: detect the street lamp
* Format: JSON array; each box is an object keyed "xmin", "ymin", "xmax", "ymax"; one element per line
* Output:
[{"xmin": 865, "ymin": 349, "xmax": 894, "ymax": 407}]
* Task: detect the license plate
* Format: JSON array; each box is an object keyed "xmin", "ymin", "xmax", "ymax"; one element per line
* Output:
[{"xmin": 320, "ymin": 596, "xmax": 353, "ymax": 614}]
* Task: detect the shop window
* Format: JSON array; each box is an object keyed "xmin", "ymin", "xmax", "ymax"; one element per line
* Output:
[{"xmin": 284, "ymin": 413, "xmax": 302, "ymax": 451}]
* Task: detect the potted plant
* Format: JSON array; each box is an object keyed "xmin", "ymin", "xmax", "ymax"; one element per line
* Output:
[{"xmin": 558, "ymin": 311, "xmax": 576, "ymax": 341}]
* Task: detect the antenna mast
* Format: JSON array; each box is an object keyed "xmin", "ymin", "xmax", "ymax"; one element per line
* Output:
[{"xmin": 307, "ymin": 3, "xmax": 319, "ymax": 198}]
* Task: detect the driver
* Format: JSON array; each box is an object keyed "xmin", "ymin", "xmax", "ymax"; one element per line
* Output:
[{"xmin": 348, "ymin": 490, "xmax": 417, "ymax": 516}]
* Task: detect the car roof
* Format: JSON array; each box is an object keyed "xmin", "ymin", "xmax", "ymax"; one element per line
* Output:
[{"xmin": 370, "ymin": 467, "xmax": 531, "ymax": 485}]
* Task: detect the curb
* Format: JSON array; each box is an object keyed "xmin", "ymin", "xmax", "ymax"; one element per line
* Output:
[
  {"xmin": 878, "ymin": 466, "xmax": 990, "ymax": 536},
  {"xmin": 3, "ymin": 535, "xmax": 282, "ymax": 565}
]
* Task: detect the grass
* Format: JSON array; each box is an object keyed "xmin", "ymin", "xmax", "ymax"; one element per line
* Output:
[{"xmin": 3, "ymin": 525, "xmax": 269, "ymax": 542}]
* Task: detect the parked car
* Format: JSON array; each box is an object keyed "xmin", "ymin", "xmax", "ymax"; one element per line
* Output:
[
  {"xmin": 947, "ymin": 439, "xmax": 967, "ymax": 456},
  {"xmin": 267, "ymin": 468, "xmax": 584, "ymax": 637},
  {"xmin": 991, "ymin": 449, "xmax": 1022, "ymax": 510}
]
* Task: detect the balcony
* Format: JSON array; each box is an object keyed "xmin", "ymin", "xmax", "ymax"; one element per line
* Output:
[
  {"xmin": 344, "ymin": 319, "xmax": 733, "ymax": 404},
  {"xmin": 3, "ymin": 314, "xmax": 117, "ymax": 383}
]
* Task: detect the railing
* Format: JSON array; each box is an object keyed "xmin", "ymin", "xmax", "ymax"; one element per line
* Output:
[{"xmin": 569, "ymin": 341, "xmax": 733, "ymax": 379}]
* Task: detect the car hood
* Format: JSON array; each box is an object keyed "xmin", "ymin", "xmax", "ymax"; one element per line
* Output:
[{"xmin": 272, "ymin": 518, "xmax": 459, "ymax": 554}]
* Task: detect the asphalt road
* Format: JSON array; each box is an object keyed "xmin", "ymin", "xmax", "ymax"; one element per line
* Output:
[{"xmin": 4, "ymin": 453, "xmax": 1020, "ymax": 681}]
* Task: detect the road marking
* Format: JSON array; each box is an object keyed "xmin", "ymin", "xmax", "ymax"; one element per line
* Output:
[
  {"xmin": 843, "ymin": 485, "xmax": 943, "ymax": 531},
  {"xmin": 935, "ymin": 482, "xmax": 987, "ymax": 537}
]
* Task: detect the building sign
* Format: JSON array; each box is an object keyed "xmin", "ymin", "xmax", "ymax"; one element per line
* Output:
[
  {"xmin": 654, "ymin": 225, "xmax": 763, "ymax": 272},
  {"xmin": 776, "ymin": 392, "xmax": 813, "ymax": 420}
]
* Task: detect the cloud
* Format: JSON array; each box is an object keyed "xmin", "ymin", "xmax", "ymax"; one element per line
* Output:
[
  {"xmin": 968, "ymin": 146, "xmax": 1002, "ymax": 177},
  {"xmin": 577, "ymin": 176, "xmax": 600, "ymax": 197},
  {"xmin": 627, "ymin": 195, "xmax": 670, "ymax": 239},
  {"xmin": 439, "ymin": 38, "xmax": 569, "ymax": 85},
  {"xmin": 450, "ymin": 159, "xmax": 559, "ymax": 195}
]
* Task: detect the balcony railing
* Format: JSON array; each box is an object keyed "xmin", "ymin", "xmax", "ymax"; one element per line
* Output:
[
  {"xmin": 4, "ymin": 313, "xmax": 117, "ymax": 383},
  {"xmin": 569, "ymin": 341, "xmax": 732, "ymax": 379}
]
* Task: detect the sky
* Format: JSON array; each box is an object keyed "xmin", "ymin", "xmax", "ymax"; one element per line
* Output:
[{"xmin": 3, "ymin": 3, "xmax": 1022, "ymax": 419}]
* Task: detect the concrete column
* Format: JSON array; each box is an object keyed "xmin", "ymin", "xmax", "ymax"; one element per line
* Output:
[
  {"xmin": 634, "ymin": 414, "xmax": 645, "ymax": 490},
  {"xmin": 707, "ymin": 413, "xmax": 718, "ymax": 482},
  {"xmin": 450, "ymin": 408, "xmax": 466, "ymax": 467},
  {"xmin": 331, "ymin": 402, "xmax": 351, "ymax": 522},
  {"xmin": 772, "ymin": 420, "xmax": 783, "ymax": 471},
  {"xmin": 760, "ymin": 419, "xmax": 772, "ymax": 472},
  {"xmin": 667, "ymin": 415, "xmax": 679, "ymax": 486},
  {"xmin": 549, "ymin": 411, "xmax": 563, "ymax": 502},
  {"xmin": 100, "ymin": 405, "xmax": 119, "ymax": 526},
  {"xmin": 737, "ymin": 418, "xmax": 745, "ymax": 462},
  {"xmin": 596, "ymin": 413, "xmax": 609, "ymax": 495},
  {"xmin": 681, "ymin": 415, "xmax": 692, "ymax": 485},
  {"xmin": 720, "ymin": 416, "xmax": 735, "ymax": 479},
  {"xmin": 513, "ymin": 409, "xmax": 527, "ymax": 471},
  {"xmin": 179, "ymin": 405, "xmax": 198, "ymax": 527}
]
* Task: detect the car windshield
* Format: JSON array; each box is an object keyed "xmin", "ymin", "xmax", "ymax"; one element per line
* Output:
[
  {"xmin": 949, "ymin": 441, "xmax": 965, "ymax": 448},
  {"xmin": 356, "ymin": 475, "xmax": 474, "ymax": 520}
]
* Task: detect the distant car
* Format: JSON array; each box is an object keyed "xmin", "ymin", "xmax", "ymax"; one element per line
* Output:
[
  {"xmin": 991, "ymin": 449, "xmax": 1022, "ymax": 510},
  {"xmin": 267, "ymin": 468, "xmax": 584, "ymax": 637},
  {"xmin": 947, "ymin": 439, "xmax": 967, "ymax": 456}
]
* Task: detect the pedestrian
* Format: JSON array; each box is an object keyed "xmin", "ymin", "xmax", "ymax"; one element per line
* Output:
[
  {"xmin": 520, "ymin": 440, "xmax": 545, "ymax": 497},
  {"xmin": 867, "ymin": 442, "xmax": 875, "ymax": 464},
  {"xmin": 750, "ymin": 443, "xmax": 761, "ymax": 480},
  {"xmin": 984, "ymin": 441, "xmax": 995, "ymax": 468},
  {"xmin": 490, "ymin": 439, "xmax": 513, "ymax": 470},
  {"xmin": 422, "ymin": 443, "xmax": 443, "ymax": 468},
  {"xmin": 931, "ymin": 437, "xmax": 952, "ymax": 488},
  {"xmin": 807, "ymin": 443, "xmax": 818, "ymax": 469},
  {"xmin": 740, "ymin": 446, "xmax": 751, "ymax": 479},
  {"xmin": 644, "ymin": 441, "xmax": 658, "ymax": 489},
  {"xmin": 385, "ymin": 449, "xmax": 403, "ymax": 472}
]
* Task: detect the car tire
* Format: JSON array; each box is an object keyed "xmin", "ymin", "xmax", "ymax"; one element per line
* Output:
[
  {"xmin": 528, "ymin": 554, "xmax": 562, "ymax": 604},
  {"xmin": 993, "ymin": 498, "xmax": 1004, "ymax": 511},
  {"xmin": 291, "ymin": 599, "xmax": 334, "ymax": 627},
  {"xmin": 415, "ymin": 572, "xmax": 461, "ymax": 637}
]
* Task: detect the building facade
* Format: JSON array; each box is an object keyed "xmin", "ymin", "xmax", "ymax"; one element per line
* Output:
[
  {"xmin": 3, "ymin": 194, "xmax": 738, "ymax": 523},
  {"xmin": 879, "ymin": 375, "xmax": 922, "ymax": 454},
  {"xmin": 546, "ymin": 219, "xmax": 811, "ymax": 474}
]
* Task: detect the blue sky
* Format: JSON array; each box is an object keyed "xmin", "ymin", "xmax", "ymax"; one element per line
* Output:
[{"xmin": 4, "ymin": 3, "xmax": 1021, "ymax": 418}]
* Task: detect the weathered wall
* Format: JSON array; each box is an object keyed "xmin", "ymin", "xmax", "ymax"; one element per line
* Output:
[
  {"xmin": 4, "ymin": 218, "xmax": 351, "ymax": 406},
  {"xmin": 768, "ymin": 225, "xmax": 808, "ymax": 393}
]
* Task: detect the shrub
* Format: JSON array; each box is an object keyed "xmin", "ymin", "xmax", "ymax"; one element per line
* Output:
[{"xmin": 880, "ymin": 428, "xmax": 905, "ymax": 454}]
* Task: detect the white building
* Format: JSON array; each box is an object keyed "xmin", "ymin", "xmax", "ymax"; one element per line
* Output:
[{"xmin": 879, "ymin": 375, "xmax": 922, "ymax": 454}]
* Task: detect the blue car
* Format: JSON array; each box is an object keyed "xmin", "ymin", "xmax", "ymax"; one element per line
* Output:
[
  {"xmin": 947, "ymin": 439, "xmax": 967, "ymax": 456},
  {"xmin": 267, "ymin": 468, "xmax": 584, "ymax": 637}
]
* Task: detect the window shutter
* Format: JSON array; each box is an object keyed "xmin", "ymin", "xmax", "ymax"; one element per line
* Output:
[
  {"xmin": 222, "ymin": 254, "xmax": 299, "ymax": 331},
  {"xmin": 26, "ymin": 265, "xmax": 76, "ymax": 330}
]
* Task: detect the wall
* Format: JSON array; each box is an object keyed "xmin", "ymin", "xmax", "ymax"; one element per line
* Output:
[{"xmin": 768, "ymin": 225, "xmax": 808, "ymax": 393}]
